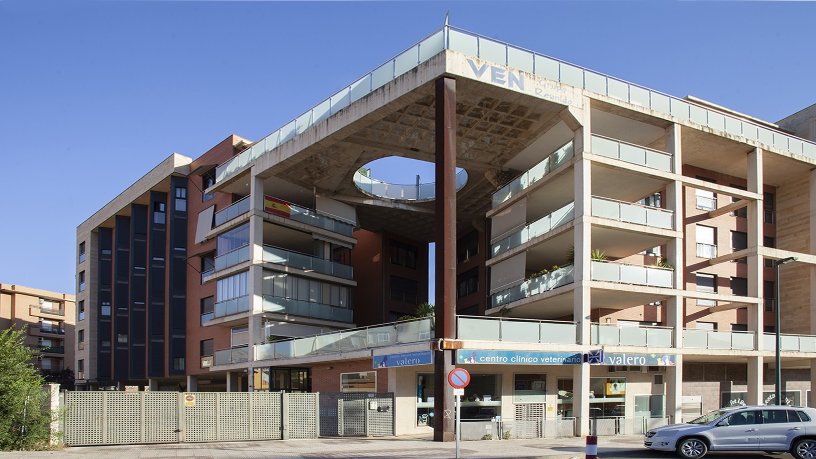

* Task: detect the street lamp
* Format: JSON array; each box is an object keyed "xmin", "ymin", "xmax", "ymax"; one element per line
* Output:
[{"xmin": 774, "ymin": 256, "xmax": 797, "ymax": 406}]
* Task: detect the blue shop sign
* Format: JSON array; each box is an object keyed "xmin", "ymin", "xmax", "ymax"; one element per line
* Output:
[
  {"xmin": 456, "ymin": 350, "xmax": 582, "ymax": 365},
  {"xmin": 604, "ymin": 353, "xmax": 676, "ymax": 366},
  {"xmin": 373, "ymin": 350, "xmax": 433, "ymax": 369}
]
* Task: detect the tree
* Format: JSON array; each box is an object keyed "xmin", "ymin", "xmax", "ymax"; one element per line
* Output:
[
  {"xmin": 398, "ymin": 302, "xmax": 435, "ymax": 321},
  {"xmin": 0, "ymin": 328, "xmax": 51, "ymax": 450}
]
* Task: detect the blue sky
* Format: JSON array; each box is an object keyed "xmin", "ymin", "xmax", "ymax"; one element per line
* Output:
[{"xmin": 1, "ymin": 1, "xmax": 815, "ymax": 297}]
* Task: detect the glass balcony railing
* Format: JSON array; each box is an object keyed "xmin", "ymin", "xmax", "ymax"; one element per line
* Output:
[
  {"xmin": 264, "ymin": 196, "xmax": 354, "ymax": 237},
  {"xmin": 200, "ymin": 312, "xmax": 214, "ymax": 326},
  {"xmin": 695, "ymin": 195, "xmax": 717, "ymax": 211},
  {"xmin": 353, "ymin": 169, "xmax": 468, "ymax": 202},
  {"xmin": 214, "ymin": 346, "xmax": 249, "ymax": 366},
  {"xmin": 262, "ymin": 295, "xmax": 352, "ymax": 323},
  {"xmin": 590, "ymin": 261, "xmax": 673, "ymax": 288},
  {"xmin": 683, "ymin": 329, "xmax": 755, "ymax": 350},
  {"xmin": 255, "ymin": 317, "xmax": 432, "ymax": 361},
  {"xmin": 491, "ymin": 202, "xmax": 574, "ymax": 257},
  {"xmin": 214, "ymin": 245, "xmax": 251, "ymax": 272},
  {"xmin": 492, "ymin": 141, "xmax": 574, "ymax": 207},
  {"xmin": 30, "ymin": 305, "xmax": 65, "ymax": 317},
  {"xmin": 591, "ymin": 197, "xmax": 673, "ymax": 230},
  {"xmin": 213, "ymin": 295, "xmax": 251, "ymax": 319},
  {"xmin": 763, "ymin": 333, "xmax": 816, "ymax": 353},
  {"xmin": 38, "ymin": 345, "xmax": 65, "ymax": 354},
  {"xmin": 491, "ymin": 265, "xmax": 575, "ymax": 308},
  {"xmin": 591, "ymin": 135, "xmax": 672, "ymax": 173},
  {"xmin": 214, "ymin": 195, "xmax": 251, "ymax": 227},
  {"xmin": 696, "ymin": 243, "xmax": 718, "ymax": 259},
  {"xmin": 457, "ymin": 316, "xmax": 576, "ymax": 344},
  {"xmin": 31, "ymin": 325, "xmax": 65, "ymax": 335},
  {"xmin": 262, "ymin": 246, "xmax": 353, "ymax": 280},
  {"xmin": 591, "ymin": 323, "xmax": 674, "ymax": 348}
]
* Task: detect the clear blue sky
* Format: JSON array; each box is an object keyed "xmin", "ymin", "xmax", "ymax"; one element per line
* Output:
[{"xmin": 1, "ymin": 1, "xmax": 815, "ymax": 298}]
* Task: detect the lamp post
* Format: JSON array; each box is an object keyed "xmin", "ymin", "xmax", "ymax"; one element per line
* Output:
[{"xmin": 774, "ymin": 256, "xmax": 797, "ymax": 405}]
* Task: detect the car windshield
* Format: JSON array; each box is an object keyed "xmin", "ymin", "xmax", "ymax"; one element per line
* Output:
[{"xmin": 688, "ymin": 409, "xmax": 730, "ymax": 425}]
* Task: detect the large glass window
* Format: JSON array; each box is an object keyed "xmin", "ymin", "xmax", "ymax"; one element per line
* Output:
[
  {"xmin": 417, "ymin": 373, "xmax": 435, "ymax": 426},
  {"xmin": 217, "ymin": 271, "xmax": 248, "ymax": 302},
  {"xmin": 731, "ymin": 277, "xmax": 748, "ymax": 296},
  {"xmin": 763, "ymin": 390, "xmax": 801, "ymax": 406},
  {"xmin": 696, "ymin": 273, "xmax": 717, "ymax": 306},
  {"xmin": 557, "ymin": 378, "xmax": 574, "ymax": 417},
  {"xmin": 590, "ymin": 377, "xmax": 626, "ymax": 417},
  {"xmin": 696, "ymin": 225, "xmax": 717, "ymax": 258},
  {"xmin": 231, "ymin": 325, "xmax": 248, "ymax": 348},
  {"xmin": 457, "ymin": 268, "xmax": 479, "ymax": 299},
  {"xmin": 202, "ymin": 170, "xmax": 216, "ymax": 202},
  {"xmin": 390, "ymin": 275, "xmax": 419, "ymax": 304},
  {"xmin": 217, "ymin": 223, "xmax": 249, "ymax": 256},
  {"xmin": 341, "ymin": 371, "xmax": 376, "ymax": 392},
  {"xmin": 153, "ymin": 201, "xmax": 166, "ymax": 224},
  {"xmin": 634, "ymin": 394, "xmax": 665, "ymax": 418},
  {"xmin": 175, "ymin": 186, "xmax": 187, "ymax": 212},
  {"xmin": 513, "ymin": 373, "xmax": 546, "ymax": 403},
  {"xmin": 457, "ymin": 231, "xmax": 479, "ymax": 262},
  {"xmin": 461, "ymin": 374, "xmax": 501, "ymax": 420},
  {"xmin": 390, "ymin": 241, "xmax": 418, "ymax": 269},
  {"xmin": 262, "ymin": 272, "xmax": 350, "ymax": 308}
]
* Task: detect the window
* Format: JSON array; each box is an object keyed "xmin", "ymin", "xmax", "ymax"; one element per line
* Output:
[
  {"xmin": 201, "ymin": 252, "xmax": 215, "ymax": 276},
  {"xmin": 216, "ymin": 223, "xmax": 249, "ymax": 256},
  {"xmin": 695, "ymin": 177, "xmax": 717, "ymax": 211},
  {"xmin": 795, "ymin": 410, "xmax": 812, "ymax": 422},
  {"xmin": 77, "ymin": 359, "xmax": 84, "ymax": 373},
  {"xmin": 78, "ymin": 300, "xmax": 85, "ymax": 321},
  {"xmin": 200, "ymin": 339, "xmax": 214, "ymax": 357},
  {"xmin": 78, "ymin": 271, "xmax": 86, "ymax": 292},
  {"xmin": 416, "ymin": 373, "xmax": 435, "ymax": 425},
  {"xmin": 731, "ymin": 277, "xmax": 748, "ymax": 296},
  {"xmin": 696, "ymin": 273, "xmax": 717, "ymax": 306},
  {"xmin": 172, "ymin": 358, "xmax": 185, "ymax": 371},
  {"xmin": 117, "ymin": 333, "xmax": 128, "ymax": 344},
  {"xmin": 231, "ymin": 325, "xmax": 249, "ymax": 348},
  {"xmin": 731, "ymin": 231, "xmax": 747, "ymax": 252},
  {"xmin": 200, "ymin": 296, "xmax": 214, "ymax": 324},
  {"xmin": 457, "ymin": 268, "xmax": 479, "ymax": 298},
  {"xmin": 175, "ymin": 186, "xmax": 187, "ymax": 212},
  {"xmin": 762, "ymin": 409, "xmax": 790, "ymax": 424},
  {"xmin": 764, "ymin": 192, "xmax": 776, "ymax": 223},
  {"xmin": 341, "ymin": 371, "xmax": 376, "ymax": 392},
  {"xmin": 514, "ymin": 374, "xmax": 546, "ymax": 403},
  {"xmin": 216, "ymin": 272, "xmax": 248, "ymax": 302},
  {"xmin": 557, "ymin": 378, "xmax": 574, "ymax": 417},
  {"xmin": 390, "ymin": 276, "xmax": 419, "ymax": 304},
  {"xmin": 101, "ymin": 301, "xmax": 111, "ymax": 316},
  {"xmin": 723, "ymin": 410, "xmax": 759, "ymax": 425},
  {"xmin": 640, "ymin": 193, "xmax": 662, "ymax": 208},
  {"xmin": 78, "ymin": 242, "xmax": 86, "ymax": 263},
  {"xmin": 390, "ymin": 241, "xmax": 417, "ymax": 269},
  {"xmin": 78, "ymin": 330, "xmax": 84, "ymax": 343},
  {"xmin": 153, "ymin": 201, "xmax": 166, "ymax": 224},
  {"xmin": 457, "ymin": 231, "xmax": 479, "ymax": 262},
  {"xmin": 765, "ymin": 281, "xmax": 776, "ymax": 312},
  {"xmin": 764, "ymin": 391, "xmax": 801, "ymax": 406},
  {"xmin": 696, "ymin": 225, "xmax": 717, "ymax": 258},
  {"xmin": 202, "ymin": 169, "xmax": 216, "ymax": 202},
  {"xmin": 731, "ymin": 323, "xmax": 748, "ymax": 332}
]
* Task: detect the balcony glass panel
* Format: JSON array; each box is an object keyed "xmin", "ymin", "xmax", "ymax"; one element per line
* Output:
[
  {"xmin": 214, "ymin": 245, "xmax": 251, "ymax": 272},
  {"xmin": 492, "ymin": 141, "xmax": 574, "ymax": 206},
  {"xmin": 695, "ymin": 195, "xmax": 717, "ymax": 211},
  {"xmin": 491, "ymin": 265, "xmax": 575, "ymax": 308},
  {"xmin": 264, "ymin": 198, "xmax": 354, "ymax": 237},
  {"xmin": 457, "ymin": 316, "xmax": 576, "ymax": 344},
  {"xmin": 591, "ymin": 135, "xmax": 672, "ymax": 173},
  {"xmin": 763, "ymin": 333, "xmax": 816, "ymax": 352},
  {"xmin": 591, "ymin": 197, "xmax": 673, "ymax": 230},
  {"xmin": 200, "ymin": 312, "xmax": 214, "ymax": 326},
  {"xmin": 262, "ymin": 295, "xmax": 352, "ymax": 323},
  {"xmin": 590, "ymin": 261, "xmax": 674, "ymax": 288},
  {"xmin": 262, "ymin": 246, "xmax": 353, "ymax": 279},
  {"xmin": 214, "ymin": 346, "xmax": 249, "ymax": 365},
  {"xmin": 213, "ymin": 295, "xmax": 250, "ymax": 319},
  {"xmin": 696, "ymin": 243, "xmax": 718, "ymax": 259},
  {"xmin": 492, "ymin": 202, "xmax": 575, "ymax": 257},
  {"xmin": 683, "ymin": 329, "xmax": 755, "ymax": 350},
  {"xmin": 214, "ymin": 196, "xmax": 251, "ymax": 227},
  {"xmin": 591, "ymin": 324, "xmax": 673, "ymax": 347}
]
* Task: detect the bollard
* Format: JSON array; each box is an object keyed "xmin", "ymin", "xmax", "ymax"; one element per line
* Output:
[{"xmin": 585, "ymin": 434, "xmax": 598, "ymax": 459}]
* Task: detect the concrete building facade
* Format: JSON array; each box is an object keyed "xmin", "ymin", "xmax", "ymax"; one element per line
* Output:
[
  {"xmin": 1, "ymin": 283, "xmax": 75, "ymax": 376},
  {"xmin": 78, "ymin": 25, "xmax": 816, "ymax": 439}
]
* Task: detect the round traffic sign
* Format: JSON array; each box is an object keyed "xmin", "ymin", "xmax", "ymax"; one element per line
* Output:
[{"xmin": 448, "ymin": 368, "xmax": 471, "ymax": 389}]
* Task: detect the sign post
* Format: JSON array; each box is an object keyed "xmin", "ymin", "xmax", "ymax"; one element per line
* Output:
[{"xmin": 448, "ymin": 368, "xmax": 471, "ymax": 459}]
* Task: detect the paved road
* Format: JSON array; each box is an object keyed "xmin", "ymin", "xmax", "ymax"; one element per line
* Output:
[{"xmin": 0, "ymin": 435, "xmax": 798, "ymax": 458}]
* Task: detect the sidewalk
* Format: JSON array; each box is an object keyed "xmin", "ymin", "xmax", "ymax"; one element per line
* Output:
[{"xmin": 0, "ymin": 434, "xmax": 646, "ymax": 458}]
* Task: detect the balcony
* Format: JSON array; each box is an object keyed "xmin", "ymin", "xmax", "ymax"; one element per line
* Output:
[
  {"xmin": 457, "ymin": 316, "xmax": 576, "ymax": 344},
  {"xmin": 255, "ymin": 317, "xmax": 432, "ymax": 361},
  {"xmin": 353, "ymin": 169, "xmax": 468, "ymax": 202},
  {"xmin": 214, "ymin": 245, "xmax": 251, "ymax": 273},
  {"xmin": 695, "ymin": 195, "xmax": 717, "ymax": 211},
  {"xmin": 264, "ymin": 196, "xmax": 354, "ymax": 237},
  {"xmin": 213, "ymin": 295, "xmax": 251, "ymax": 319},
  {"xmin": 214, "ymin": 346, "xmax": 249, "ymax": 366},
  {"xmin": 591, "ymin": 135, "xmax": 672, "ymax": 173},
  {"xmin": 214, "ymin": 195, "xmax": 251, "ymax": 227},
  {"xmin": 683, "ymin": 329, "xmax": 754, "ymax": 350},
  {"xmin": 491, "ymin": 265, "xmax": 575, "ymax": 308},
  {"xmin": 491, "ymin": 202, "xmax": 574, "ymax": 258},
  {"xmin": 590, "ymin": 261, "xmax": 673, "ymax": 288},
  {"xmin": 30, "ymin": 305, "xmax": 65, "ymax": 317},
  {"xmin": 263, "ymin": 245, "xmax": 353, "ymax": 280},
  {"xmin": 696, "ymin": 243, "xmax": 718, "ymax": 259},
  {"xmin": 591, "ymin": 323, "xmax": 673, "ymax": 348},
  {"xmin": 492, "ymin": 141, "xmax": 574, "ymax": 207},
  {"xmin": 38, "ymin": 345, "xmax": 65, "ymax": 354},
  {"xmin": 762, "ymin": 333, "xmax": 816, "ymax": 353},
  {"xmin": 30, "ymin": 325, "xmax": 65, "ymax": 335},
  {"xmin": 591, "ymin": 197, "xmax": 673, "ymax": 230},
  {"xmin": 262, "ymin": 295, "xmax": 353, "ymax": 323}
]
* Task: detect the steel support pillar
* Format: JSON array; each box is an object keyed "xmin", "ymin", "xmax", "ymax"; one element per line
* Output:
[{"xmin": 433, "ymin": 76, "xmax": 457, "ymax": 442}]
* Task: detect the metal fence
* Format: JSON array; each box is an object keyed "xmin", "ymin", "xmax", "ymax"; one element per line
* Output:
[
  {"xmin": 460, "ymin": 418, "xmax": 576, "ymax": 441},
  {"xmin": 590, "ymin": 416, "xmax": 670, "ymax": 436},
  {"xmin": 319, "ymin": 392, "xmax": 395, "ymax": 437},
  {"xmin": 63, "ymin": 391, "xmax": 319, "ymax": 446}
]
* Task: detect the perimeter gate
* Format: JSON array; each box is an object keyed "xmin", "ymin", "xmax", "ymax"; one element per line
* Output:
[
  {"xmin": 319, "ymin": 392, "xmax": 395, "ymax": 437},
  {"xmin": 63, "ymin": 391, "xmax": 319, "ymax": 446}
]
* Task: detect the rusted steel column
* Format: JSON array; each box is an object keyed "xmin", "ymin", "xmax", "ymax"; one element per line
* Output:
[{"xmin": 433, "ymin": 76, "xmax": 457, "ymax": 442}]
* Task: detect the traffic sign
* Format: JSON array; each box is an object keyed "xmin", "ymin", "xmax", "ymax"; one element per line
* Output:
[{"xmin": 448, "ymin": 368, "xmax": 471, "ymax": 389}]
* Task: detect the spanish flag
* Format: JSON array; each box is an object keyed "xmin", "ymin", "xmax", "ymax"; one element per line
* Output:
[{"xmin": 264, "ymin": 196, "xmax": 292, "ymax": 217}]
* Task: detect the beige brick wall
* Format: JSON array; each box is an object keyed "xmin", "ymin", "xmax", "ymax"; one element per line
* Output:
[{"xmin": 775, "ymin": 175, "xmax": 812, "ymax": 334}]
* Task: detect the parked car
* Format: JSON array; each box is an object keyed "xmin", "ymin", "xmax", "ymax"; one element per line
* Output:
[{"xmin": 644, "ymin": 405, "xmax": 816, "ymax": 459}]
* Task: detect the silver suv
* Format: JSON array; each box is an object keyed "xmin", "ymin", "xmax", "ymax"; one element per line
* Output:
[{"xmin": 645, "ymin": 405, "xmax": 816, "ymax": 458}]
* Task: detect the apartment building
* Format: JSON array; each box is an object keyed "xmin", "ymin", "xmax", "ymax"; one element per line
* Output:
[
  {"xmin": 79, "ymin": 25, "xmax": 816, "ymax": 440},
  {"xmin": 0, "ymin": 283, "xmax": 75, "ymax": 376}
]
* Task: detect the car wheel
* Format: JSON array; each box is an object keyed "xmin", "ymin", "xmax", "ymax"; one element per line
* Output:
[
  {"xmin": 677, "ymin": 437, "xmax": 708, "ymax": 459},
  {"xmin": 793, "ymin": 439, "xmax": 816, "ymax": 459}
]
